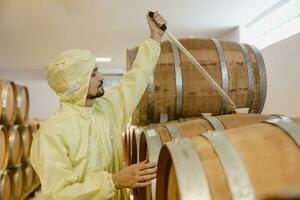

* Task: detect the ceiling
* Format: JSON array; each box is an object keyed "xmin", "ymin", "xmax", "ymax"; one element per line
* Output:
[{"xmin": 0, "ymin": 0, "xmax": 280, "ymax": 70}]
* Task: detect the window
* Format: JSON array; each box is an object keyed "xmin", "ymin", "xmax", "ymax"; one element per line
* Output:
[{"xmin": 240, "ymin": 0, "xmax": 300, "ymax": 49}]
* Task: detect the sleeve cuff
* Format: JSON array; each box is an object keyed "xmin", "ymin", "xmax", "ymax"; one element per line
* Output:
[{"xmin": 108, "ymin": 173, "xmax": 118, "ymax": 194}]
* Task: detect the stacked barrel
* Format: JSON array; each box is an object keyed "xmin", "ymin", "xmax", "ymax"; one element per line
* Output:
[
  {"xmin": 125, "ymin": 38, "xmax": 300, "ymax": 200},
  {"xmin": 0, "ymin": 80, "xmax": 41, "ymax": 200}
]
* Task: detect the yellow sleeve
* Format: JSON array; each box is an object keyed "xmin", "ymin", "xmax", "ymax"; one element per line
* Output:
[
  {"xmin": 95, "ymin": 38, "xmax": 161, "ymax": 132},
  {"xmin": 30, "ymin": 131, "xmax": 116, "ymax": 200}
]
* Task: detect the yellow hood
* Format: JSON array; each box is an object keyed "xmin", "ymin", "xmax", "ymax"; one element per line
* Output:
[{"xmin": 47, "ymin": 49, "xmax": 96, "ymax": 106}]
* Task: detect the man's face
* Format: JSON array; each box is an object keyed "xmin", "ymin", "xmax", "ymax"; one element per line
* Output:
[{"xmin": 87, "ymin": 65, "xmax": 105, "ymax": 99}]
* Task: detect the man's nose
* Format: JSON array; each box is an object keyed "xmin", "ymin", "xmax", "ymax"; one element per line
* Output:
[{"xmin": 98, "ymin": 72, "xmax": 105, "ymax": 81}]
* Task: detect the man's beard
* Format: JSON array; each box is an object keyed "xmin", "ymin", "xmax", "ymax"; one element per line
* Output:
[{"xmin": 88, "ymin": 88, "xmax": 105, "ymax": 99}]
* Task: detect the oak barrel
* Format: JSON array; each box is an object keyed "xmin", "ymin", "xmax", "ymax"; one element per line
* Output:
[
  {"xmin": 8, "ymin": 126, "xmax": 23, "ymax": 168},
  {"xmin": 0, "ymin": 80, "xmax": 17, "ymax": 125},
  {"xmin": 156, "ymin": 117, "xmax": 300, "ymax": 200},
  {"xmin": 129, "ymin": 118, "xmax": 196, "ymax": 200},
  {"xmin": 0, "ymin": 171, "xmax": 12, "ymax": 200},
  {"xmin": 138, "ymin": 114, "xmax": 281, "ymax": 200},
  {"xmin": 15, "ymin": 85, "xmax": 29, "ymax": 124},
  {"xmin": 19, "ymin": 124, "xmax": 33, "ymax": 161},
  {"xmin": 0, "ymin": 126, "xmax": 8, "ymax": 171},
  {"xmin": 123, "ymin": 126, "xmax": 133, "ymax": 166},
  {"xmin": 127, "ymin": 38, "xmax": 267, "ymax": 125},
  {"xmin": 23, "ymin": 163, "xmax": 34, "ymax": 194},
  {"xmin": 128, "ymin": 117, "xmax": 197, "ymax": 167},
  {"xmin": 11, "ymin": 166, "xmax": 24, "ymax": 200}
]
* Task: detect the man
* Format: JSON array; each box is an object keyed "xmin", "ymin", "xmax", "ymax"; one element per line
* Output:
[{"xmin": 30, "ymin": 11, "xmax": 166, "ymax": 200}]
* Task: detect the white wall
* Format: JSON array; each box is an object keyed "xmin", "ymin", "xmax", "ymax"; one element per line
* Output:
[
  {"xmin": 219, "ymin": 26, "xmax": 240, "ymax": 41},
  {"xmin": 261, "ymin": 32, "xmax": 300, "ymax": 117}
]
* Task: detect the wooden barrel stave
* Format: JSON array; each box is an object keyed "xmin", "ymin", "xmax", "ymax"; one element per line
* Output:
[
  {"xmin": 0, "ymin": 80, "xmax": 17, "ymax": 125},
  {"xmin": 0, "ymin": 171, "xmax": 12, "ymax": 200},
  {"xmin": 11, "ymin": 166, "xmax": 24, "ymax": 200},
  {"xmin": 23, "ymin": 163, "xmax": 34, "ymax": 194},
  {"xmin": 20, "ymin": 124, "xmax": 33, "ymax": 162},
  {"xmin": 15, "ymin": 85, "xmax": 29, "ymax": 124},
  {"xmin": 127, "ymin": 39, "xmax": 267, "ymax": 125},
  {"xmin": 0, "ymin": 126, "xmax": 9, "ymax": 171},
  {"xmin": 8, "ymin": 126, "xmax": 23, "ymax": 168},
  {"xmin": 138, "ymin": 114, "xmax": 282, "ymax": 200},
  {"xmin": 139, "ymin": 114, "xmax": 277, "ymax": 163},
  {"xmin": 156, "ymin": 117, "xmax": 300, "ymax": 200}
]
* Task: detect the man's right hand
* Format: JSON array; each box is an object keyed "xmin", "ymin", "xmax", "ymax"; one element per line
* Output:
[
  {"xmin": 147, "ymin": 11, "xmax": 167, "ymax": 43},
  {"xmin": 112, "ymin": 160, "xmax": 157, "ymax": 189}
]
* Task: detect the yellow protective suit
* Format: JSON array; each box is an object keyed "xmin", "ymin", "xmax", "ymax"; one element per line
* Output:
[{"xmin": 30, "ymin": 38, "xmax": 161, "ymax": 200}]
